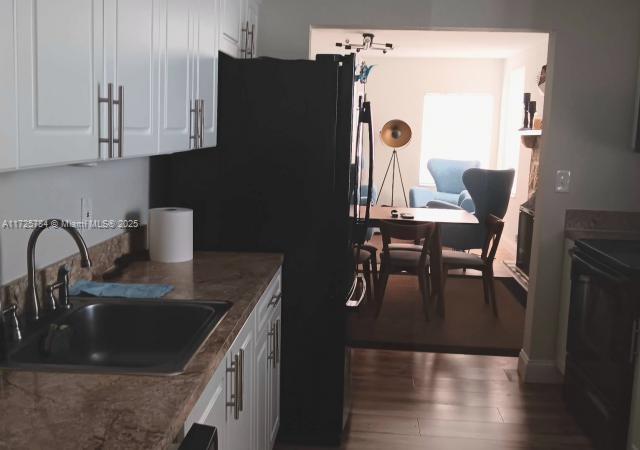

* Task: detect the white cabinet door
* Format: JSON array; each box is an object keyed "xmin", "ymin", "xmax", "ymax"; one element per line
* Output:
[
  {"xmin": 158, "ymin": 0, "xmax": 195, "ymax": 153},
  {"xmin": 185, "ymin": 362, "xmax": 228, "ymax": 450},
  {"xmin": 194, "ymin": 0, "xmax": 219, "ymax": 148},
  {"xmin": 268, "ymin": 305, "xmax": 281, "ymax": 449},
  {"xmin": 219, "ymin": 0, "xmax": 244, "ymax": 57},
  {"xmin": 254, "ymin": 322, "xmax": 271, "ymax": 450},
  {"xmin": 0, "ymin": 0, "xmax": 17, "ymax": 171},
  {"xmin": 16, "ymin": 0, "xmax": 103, "ymax": 167},
  {"xmin": 227, "ymin": 315, "xmax": 255, "ymax": 450},
  {"xmin": 104, "ymin": 0, "xmax": 159, "ymax": 158}
]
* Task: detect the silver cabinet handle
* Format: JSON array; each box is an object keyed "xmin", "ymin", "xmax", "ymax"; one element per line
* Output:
[
  {"xmin": 268, "ymin": 323, "xmax": 276, "ymax": 368},
  {"xmin": 113, "ymin": 85, "xmax": 124, "ymax": 157},
  {"xmin": 249, "ymin": 23, "xmax": 255, "ymax": 58},
  {"xmin": 268, "ymin": 291, "xmax": 282, "ymax": 307},
  {"xmin": 198, "ymin": 99, "xmax": 204, "ymax": 148},
  {"xmin": 238, "ymin": 348, "xmax": 245, "ymax": 412},
  {"xmin": 98, "ymin": 83, "xmax": 114, "ymax": 158},
  {"xmin": 189, "ymin": 99, "xmax": 198, "ymax": 148},
  {"xmin": 226, "ymin": 354, "xmax": 240, "ymax": 419},
  {"xmin": 241, "ymin": 21, "xmax": 249, "ymax": 58}
]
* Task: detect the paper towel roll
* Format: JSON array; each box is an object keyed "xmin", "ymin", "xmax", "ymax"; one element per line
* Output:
[{"xmin": 148, "ymin": 207, "xmax": 193, "ymax": 263}]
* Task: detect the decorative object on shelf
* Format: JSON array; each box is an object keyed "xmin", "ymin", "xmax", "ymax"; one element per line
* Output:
[
  {"xmin": 523, "ymin": 92, "xmax": 531, "ymax": 128},
  {"xmin": 537, "ymin": 64, "xmax": 547, "ymax": 95},
  {"xmin": 528, "ymin": 101, "xmax": 537, "ymax": 130},
  {"xmin": 336, "ymin": 33, "xmax": 394, "ymax": 54},
  {"xmin": 533, "ymin": 117, "xmax": 543, "ymax": 130},
  {"xmin": 377, "ymin": 119, "xmax": 412, "ymax": 206},
  {"xmin": 355, "ymin": 62, "xmax": 375, "ymax": 84}
]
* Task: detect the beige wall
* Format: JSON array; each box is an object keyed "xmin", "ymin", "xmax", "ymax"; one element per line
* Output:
[
  {"xmin": 346, "ymin": 57, "xmax": 505, "ymax": 206},
  {"xmin": 500, "ymin": 41, "xmax": 548, "ymax": 250}
]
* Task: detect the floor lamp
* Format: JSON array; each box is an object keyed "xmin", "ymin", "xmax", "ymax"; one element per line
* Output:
[{"xmin": 377, "ymin": 119, "xmax": 412, "ymax": 206}]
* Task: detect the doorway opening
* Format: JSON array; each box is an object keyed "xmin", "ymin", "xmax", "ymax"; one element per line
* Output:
[{"xmin": 310, "ymin": 28, "xmax": 550, "ymax": 356}]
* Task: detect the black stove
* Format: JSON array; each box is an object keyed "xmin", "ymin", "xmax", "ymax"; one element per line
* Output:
[{"xmin": 565, "ymin": 238, "xmax": 640, "ymax": 450}]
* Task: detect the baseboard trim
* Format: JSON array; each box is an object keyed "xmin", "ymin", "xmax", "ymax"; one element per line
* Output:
[{"xmin": 518, "ymin": 349, "xmax": 564, "ymax": 384}]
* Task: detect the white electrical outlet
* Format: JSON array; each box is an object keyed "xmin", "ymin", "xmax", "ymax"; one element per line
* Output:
[
  {"xmin": 555, "ymin": 170, "xmax": 571, "ymax": 193},
  {"xmin": 81, "ymin": 197, "xmax": 93, "ymax": 221}
]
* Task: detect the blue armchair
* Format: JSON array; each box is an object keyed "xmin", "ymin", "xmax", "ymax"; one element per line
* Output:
[
  {"xmin": 429, "ymin": 168, "xmax": 515, "ymax": 251},
  {"xmin": 409, "ymin": 159, "xmax": 480, "ymax": 212}
]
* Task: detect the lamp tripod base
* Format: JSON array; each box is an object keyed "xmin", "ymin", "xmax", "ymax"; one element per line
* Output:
[{"xmin": 377, "ymin": 149, "xmax": 408, "ymax": 207}]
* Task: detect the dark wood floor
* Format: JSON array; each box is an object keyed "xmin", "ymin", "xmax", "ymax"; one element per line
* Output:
[{"xmin": 276, "ymin": 349, "xmax": 592, "ymax": 450}]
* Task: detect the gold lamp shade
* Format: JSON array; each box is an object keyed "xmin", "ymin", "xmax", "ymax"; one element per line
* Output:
[{"xmin": 380, "ymin": 119, "xmax": 412, "ymax": 148}]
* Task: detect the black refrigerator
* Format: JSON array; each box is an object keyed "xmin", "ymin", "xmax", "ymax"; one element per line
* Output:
[{"xmin": 150, "ymin": 52, "xmax": 374, "ymax": 445}]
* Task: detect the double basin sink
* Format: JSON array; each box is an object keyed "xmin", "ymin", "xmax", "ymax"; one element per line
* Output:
[{"xmin": 3, "ymin": 298, "xmax": 231, "ymax": 375}]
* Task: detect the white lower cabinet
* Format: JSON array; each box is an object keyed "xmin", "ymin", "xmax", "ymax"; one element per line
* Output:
[
  {"xmin": 184, "ymin": 360, "xmax": 228, "ymax": 450},
  {"xmin": 184, "ymin": 269, "xmax": 281, "ymax": 450}
]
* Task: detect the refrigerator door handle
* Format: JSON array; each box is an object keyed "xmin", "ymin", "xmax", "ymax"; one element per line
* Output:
[{"xmin": 361, "ymin": 101, "xmax": 374, "ymax": 226}]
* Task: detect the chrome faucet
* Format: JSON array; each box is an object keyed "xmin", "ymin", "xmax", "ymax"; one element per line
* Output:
[{"xmin": 26, "ymin": 219, "xmax": 92, "ymax": 321}]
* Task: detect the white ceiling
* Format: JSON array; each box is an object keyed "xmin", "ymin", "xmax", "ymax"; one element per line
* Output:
[{"xmin": 310, "ymin": 28, "xmax": 549, "ymax": 59}]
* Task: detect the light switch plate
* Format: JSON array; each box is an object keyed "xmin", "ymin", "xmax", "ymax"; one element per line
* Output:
[
  {"xmin": 81, "ymin": 197, "xmax": 93, "ymax": 221},
  {"xmin": 555, "ymin": 170, "xmax": 571, "ymax": 193}
]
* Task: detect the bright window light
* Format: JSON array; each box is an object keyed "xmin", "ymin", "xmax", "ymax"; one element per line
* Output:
[
  {"xmin": 499, "ymin": 66, "xmax": 526, "ymax": 195},
  {"xmin": 419, "ymin": 93, "xmax": 494, "ymax": 186}
]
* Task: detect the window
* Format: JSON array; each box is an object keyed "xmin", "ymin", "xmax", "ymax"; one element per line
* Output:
[
  {"xmin": 498, "ymin": 66, "xmax": 525, "ymax": 195},
  {"xmin": 419, "ymin": 93, "xmax": 494, "ymax": 186}
]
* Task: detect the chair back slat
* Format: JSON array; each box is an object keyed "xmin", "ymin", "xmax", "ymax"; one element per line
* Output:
[
  {"xmin": 380, "ymin": 220, "xmax": 435, "ymax": 267},
  {"xmin": 481, "ymin": 214, "xmax": 504, "ymax": 263}
]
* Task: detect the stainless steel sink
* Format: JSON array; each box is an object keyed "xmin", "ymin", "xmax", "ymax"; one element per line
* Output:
[{"xmin": 4, "ymin": 298, "xmax": 231, "ymax": 375}]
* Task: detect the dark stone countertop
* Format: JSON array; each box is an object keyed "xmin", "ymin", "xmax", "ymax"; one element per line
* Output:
[
  {"xmin": 565, "ymin": 209, "xmax": 640, "ymax": 241},
  {"xmin": 0, "ymin": 251, "xmax": 283, "ymax": 449}
]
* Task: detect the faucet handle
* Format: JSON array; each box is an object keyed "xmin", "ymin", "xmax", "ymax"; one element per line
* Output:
[
  {"xmin": 2, "ymin": 304, "xmax": 23, "ymax": 342},
  {"xmin": 44, "ymin": 265, "xmax": 71, "ymax": 311},
  {"xmin": 56, "ymin": 265, "xmax": 71, "ymax": 309}
]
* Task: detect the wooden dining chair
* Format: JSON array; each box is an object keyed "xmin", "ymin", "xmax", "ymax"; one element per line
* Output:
[
  {"xmin": 441, "ymin": 214, "xmax": 504, "ymax": 316},
  {"xmin": 377, "ymin": 220, "xmax": 436, "ymax": 320}
]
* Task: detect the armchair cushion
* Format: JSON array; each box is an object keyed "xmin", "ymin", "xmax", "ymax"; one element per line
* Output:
[
  {"xmin": 427, "ymin": 200, "xmax": 463, "ymax": 210},
  {"xmin": 409, "ymin": 187, "xmax": 437, "ymax": 208},
  {"xmin": 410, "ymin": 188, "xmax": 462, "ymax": 208}
]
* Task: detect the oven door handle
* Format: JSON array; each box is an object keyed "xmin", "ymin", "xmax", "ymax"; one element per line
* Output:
[
  {"xmin": 345, "ymin": 274, "xmax": 366, "ymax": 308},
  {"xmin": 571, "ymin": 251, "xmax": 626, "ymax": 284}
]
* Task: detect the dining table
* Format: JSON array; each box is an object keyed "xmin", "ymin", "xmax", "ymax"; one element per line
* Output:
[{"xmin": 360, "ymin": 205, "xmax": 478, "ymax": 317}]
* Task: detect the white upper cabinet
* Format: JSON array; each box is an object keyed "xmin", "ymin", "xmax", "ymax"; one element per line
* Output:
[
  {"xmin": 195, "ymin": 0, "xmax": 219, "ymax": 148},
  {"xmin": 104, "ymin": 0, "xmax": 160, "ymax": 158},
  {"xmin": 159, "ymin": 0, "xmax": 219, "ymax": 153},
  {"xmin": 158, "ymin": 0, "xmax": 194, "ymax": 154},
  {"xmin": 246, "ymin": 0, "xmax": 259, "ymax": 58},
  {"xmin": 16, "ymin": 0, "xmax": 103, "ymax": 167},
  {"xmin": 5, "ymin": 0, "xmax": 225, "ymax": 171},
  {"xmin": 0, "ymin": 0, "xmax": 18, "ymax": 171},
  {"xmin": 219, "ymin": 0, "xmax": 244, "ymax": 57}
]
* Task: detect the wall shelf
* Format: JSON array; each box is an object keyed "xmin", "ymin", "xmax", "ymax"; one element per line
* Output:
[{"xmin": 519, "ymin": 128, "xmax": 542, "ymax": 149}]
